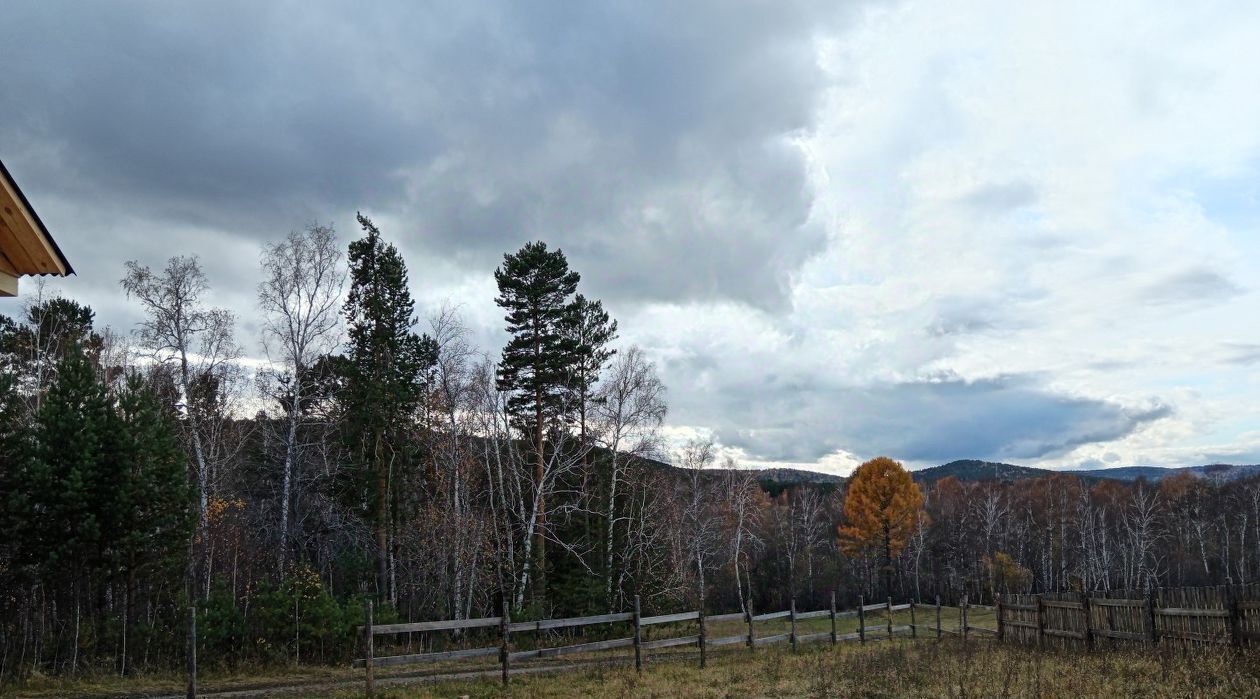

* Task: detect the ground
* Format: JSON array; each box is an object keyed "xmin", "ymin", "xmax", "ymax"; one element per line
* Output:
[
  {"xmin": 346, "ymin": 641, "xmax": 1260, "ymax": 699},
  {"xmin": 6, "ymin": 606, "xmax": 1254, "ymax": 698}
]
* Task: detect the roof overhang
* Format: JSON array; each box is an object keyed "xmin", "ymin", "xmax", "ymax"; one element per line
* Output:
[{"xmin": 0, "ymin": 159, "xmax": 73, "ymax": 297}]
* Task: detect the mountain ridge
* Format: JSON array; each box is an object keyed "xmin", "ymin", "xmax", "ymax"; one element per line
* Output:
[{"xmin": 735, "ymin": 458, "xmax": 1260, "ymax": 487}]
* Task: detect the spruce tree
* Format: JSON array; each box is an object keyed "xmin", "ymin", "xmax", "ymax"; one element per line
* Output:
[
  {"xmin": 339, "ymin": 213, "xmax": 436, "ymax": 600},
  {"xmin": 494, "ymin": 241, "xmax": 581, "ymax": 599}
]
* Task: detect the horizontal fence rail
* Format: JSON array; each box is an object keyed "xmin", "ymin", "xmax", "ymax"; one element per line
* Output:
[
  {"xmin": 354, "ymin": 589, "xmax": 944, "ymax": 695},
  {"xmin": 352, "ymin": 583, "xmax": 1256, "ymax": 696}
]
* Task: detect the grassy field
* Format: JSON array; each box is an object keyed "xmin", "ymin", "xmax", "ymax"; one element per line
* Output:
[
  {"xmin": 0, "ymin": 606, "xmax": 997, "ymax": 698},
  {"xmin": 7, "ymin": 630, "xmax": 1258, "ymax": 698},
  {"xmin": 340, "ymin": 638, "xmax": 1260, "ymax": 699}
]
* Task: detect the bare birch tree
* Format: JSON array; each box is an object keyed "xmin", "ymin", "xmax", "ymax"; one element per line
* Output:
[
  {"xmin": 590, "ymin": 346, "xmax": 666, "ymax": 610},
  {"xmin": 257, "ymin": 224, "xmax": 345, "ymax": 577},
  {"xmin": 121, "ymin": 255, "xmax": 240, "ymax": 597}
]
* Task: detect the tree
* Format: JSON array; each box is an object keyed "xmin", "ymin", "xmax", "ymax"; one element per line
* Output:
[
  {"xmin": 0, "ymin": 293, "xmax": 102, "ymax": 412},
  {"xmin": 339, "ymin": 213, "xmax": 436, "ymax": 601},
  {"xmin": 591, "ymin": 346, "xmax": 665, "ymax": 609},
  {"xmin": 121, "ymin": 255, "xmax": 240, "ymax": 598},
  {"xmin": 839, "ymin": 456, "xmax": 925, "ymax": 596},
  {"xmin": 562, "ymin": 294, "xmax": 617, "ymax": 459},
  {"xmin": 110, "ymin": 374, "xmax": 194, "ymax": 674},
  {"xmin": 494, "ymin": 241, "xmax": 581, "ymax": 599},
  {"xmin": 676, "ymin": 438, "xmax": 721, "ymax": 607},
  {"xmin": 719, "ymin": 466, "xmax": 763, "ymax": 614},
  {"xmin": 26, "ymin": 344, "xmax": 116, "ymax": 672},
  {"xmin": 257, "ymin": 223, "xmax": 346, "ymax": 576}
]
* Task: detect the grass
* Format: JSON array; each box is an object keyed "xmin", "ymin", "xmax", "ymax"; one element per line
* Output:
[
  {"xmin": 0, "ymin": 664, "xmax": 359, "ymax": 698},
  {"xmin": 0, "ymin": 605, "xmax": 996, "ymax": 698},
  {"xmin": 341, "ymin": 638, "xmax": 1260, "ymax": 699}
]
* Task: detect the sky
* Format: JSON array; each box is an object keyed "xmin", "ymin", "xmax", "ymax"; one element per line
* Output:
[{"xmin": 2, "ymin": 0, "xmax": 1260, "ymax": 474}]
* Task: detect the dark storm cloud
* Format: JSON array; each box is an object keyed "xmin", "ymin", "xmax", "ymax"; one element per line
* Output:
[
  {"xmin": 0, "ymin": 0, "xmax": 852, "ymax": 312},
  {"xmin": 695, "ymin": 373, "xmax": 1170, "ymax": 464}
]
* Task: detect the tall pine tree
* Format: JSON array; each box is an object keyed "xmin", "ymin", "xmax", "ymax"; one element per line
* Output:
[
  {"xmin": 339, "ymin": 213, "xmax": 436, "ymax": 601},
  {"xmin": 562, "ymin": 294, "xmax": 618, "ymax": 459},
  {"xmin": 495, "ymin": 241, "xmax": 580, "ymax": 600},
  {"xmin": 110, "ymin": 374, "xmax": 193, "ymax": 674}
]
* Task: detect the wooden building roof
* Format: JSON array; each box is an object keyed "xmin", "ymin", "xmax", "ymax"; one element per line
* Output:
[{"xmin": 0, "ymin": 158, "xmax": 72, "ymax": 296}]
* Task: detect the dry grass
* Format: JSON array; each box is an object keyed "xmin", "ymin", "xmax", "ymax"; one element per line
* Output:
[
  {"xmin": 349, "ymin": 639, "xmax": 1260, "ymax": 699},
  {"xmin": 0, "ymin": 664, "xmax": 358, "ymax": 698}
]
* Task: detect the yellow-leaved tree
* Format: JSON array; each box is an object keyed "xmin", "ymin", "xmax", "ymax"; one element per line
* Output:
[{"xmin": 839, "ymin": 456, "xmax": 926, "ymax": 596}]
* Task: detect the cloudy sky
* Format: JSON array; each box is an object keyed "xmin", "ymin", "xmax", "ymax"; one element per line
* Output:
[{"xmin": 3, "ymin": 0, "xmax": 1260, "ymax": 474}]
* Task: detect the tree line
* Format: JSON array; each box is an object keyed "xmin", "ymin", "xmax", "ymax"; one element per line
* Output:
[{"xmin": 1, "ymin": 219, "xmax": 1256, "ymax": 678}]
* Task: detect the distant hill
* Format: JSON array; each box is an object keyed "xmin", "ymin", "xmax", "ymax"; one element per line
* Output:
[
  {"xmin": 677, "ymin": 456, "xmax": 1260, "ymax": 490},
  {"xmin": 909, "ymin": 459, "xmax": 1260, "ymax": 484},
  {"xmin": 1076, "ymin": 463, "xmax": 1260, "ymax": 483},
  {"xmin": 910, "ymin": 459, "xmax": 1057, "ymax": 483},
  {"xmin": 753, "ymin": 467, "xmax": 845, "ymax": 485}
]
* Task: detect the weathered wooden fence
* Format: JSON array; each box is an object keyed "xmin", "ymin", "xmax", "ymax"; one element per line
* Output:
[
  {"xmin": 997, "ymin": 583, "xmax": 1260, "ymax": 650},
  {"xmin": 354, "ymin": 592, "xmax": 942, "ymax": 696},
  {"xmin": 349, "ymin": 583, "xmax": 1255, "ymax": 696}
]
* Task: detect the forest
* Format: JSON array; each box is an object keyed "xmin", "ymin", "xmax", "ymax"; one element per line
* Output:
[{"xmin": 1, "ymin": 217, "xmax": 1257, "ymax": 679}]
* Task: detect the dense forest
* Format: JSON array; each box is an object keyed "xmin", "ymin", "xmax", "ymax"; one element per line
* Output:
[{"xmin": 2, "ymin": 218, "xmax": 1258, "ymax": 678}]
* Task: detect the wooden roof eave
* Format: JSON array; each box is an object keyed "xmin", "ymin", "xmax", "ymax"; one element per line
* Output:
[{"xmin": 0, "ymin": 158, "xmax": 73, "ymax": 278}]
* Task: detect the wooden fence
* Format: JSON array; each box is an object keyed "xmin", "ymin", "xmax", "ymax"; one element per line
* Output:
[
  {"xmin": 352, "ymin": 583, "xmax": 1252, "ymax": 696},
  {"xmin": 997, "ymin": 583, "xmax": 1260, "ymax": 650},
  {"xmin": 354, "ymin": 592, "xmax": 955, "ymax": 696}
]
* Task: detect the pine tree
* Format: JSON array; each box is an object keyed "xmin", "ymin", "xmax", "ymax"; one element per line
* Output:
[
  {"xmin": 26, "ymin": 344, "xmax": 116, "ymax": 670},
  {"xmin": 562, "ymin": 294, "xmax": 618, "ymax": 457},
  {"xmin": 110, "ymin": 374, "xmax": 193, "ymax": 674},
  {"xmin": 0, "ymin": 373, "xmax": 32, "ymax": 593},
  {"xmin": 494, "ymin": 241, "xmax": 581, "ymax": 600},
  {"xmin": 29, "ymin": 344, "xmax": 114, "ymax": 576},
  {"xmin": 339, "ymin": 213, "xmax": 436, "ymax": 600}
]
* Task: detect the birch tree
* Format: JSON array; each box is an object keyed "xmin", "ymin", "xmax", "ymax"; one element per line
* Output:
[
  {"xmin": 591, "ymin": 346, "xmax": 665, "ymax": 609},
  {"xmin": 257, "ymin": 224, "xmax": 345, "ymax": 577},
  {"xmin": 121, "ymin": 255, "xmax": 240, "ymax": 597}
]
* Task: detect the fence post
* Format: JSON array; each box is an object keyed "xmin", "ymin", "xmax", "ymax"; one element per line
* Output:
[
  {"xmin": 746, "ymin": 598, "xmax": 755, "ymax": 651},
  {"xmin": 886, "ymin": 596, "xmax": 893, "ymax": 640},
  {"xmin": 910, "ymin": 600, "xmax": 917, "ymax": 640},
  {"xmin": 1146, "ymin": 588, "xmax": 1158, "ymax": 646},
  {"xmin": 187, "ymin": 604, "xmax": 196, "ymax": 699},
  {"xmin": 1081, "ymin": 591, "xmax": 1093, "ymax": 651},
  {"xmin": 364, "ymin": 600, "xmax": 374, "ymax": 699},
  {"xmin": 500, "ymin": 599, "xmax": 510, "ymax": 686},
  {"xmin": 830, "ymin": 591, "xmax": 838, "ymax": 644},
  {"xmin": 699, "ymin": 598, "xmax": 708, "ymax": 668},
  {"xmin": 789, "ymin": 599, "xmax": 798, "ymax": 651},
  {"xmin": 633, "ymin": 595, "xmax": 643, "ymax": 673},
  {"xmin": 961, "ymin": 594, "xmax": 968, "ymax": 641},
  {"xmin": 858, "ymin": 594, "xmax": 866, "ymax": 644},
  {"xmin": 936, "ymin": 595, "xmax": 942, "ymax": 640},
  {"xmin": 996, "ymin": 594, "xmax": 1004, "ymax": 643},
  {"xmin": 1035, "ymin": 595, "xmax": 1045, "ymax": 648}
]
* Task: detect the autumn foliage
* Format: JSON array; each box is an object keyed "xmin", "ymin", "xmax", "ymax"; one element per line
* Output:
[{"xmin": 839, "ymin": 457, "xmax": 925, "ymax": 591}]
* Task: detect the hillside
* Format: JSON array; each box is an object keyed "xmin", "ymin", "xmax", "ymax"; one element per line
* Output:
[
  {"xmin": 712, "ymin": 459, "xmax": 1260, "ymax": 489},
  {"xmin": 909, "ymin": 459, "xmax": 1055, "ymax": 484},
  {"xmin": 1078, "ymin": 463, "xmax": 1260, "ymax": 482}
]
